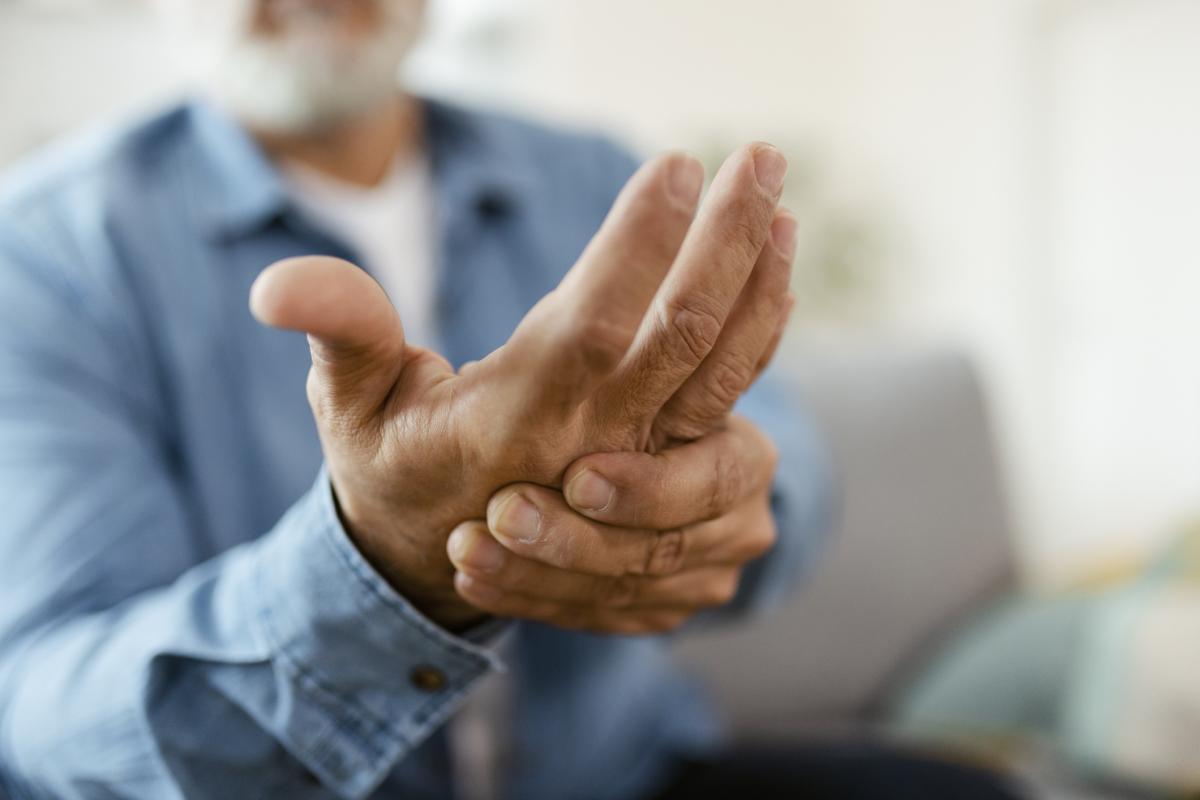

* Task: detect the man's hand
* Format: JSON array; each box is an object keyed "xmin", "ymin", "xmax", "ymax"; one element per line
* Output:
[
  {"xmin": 250, "ymin": 144, "xmax": 793, "ymax": 630},
  {"xmin": 447, "ymin": 415, "xmax": 780, "ymax": 634},
  {"xmin": 443, "ymin": 185, "xmax": 799, "ymax": 635}
]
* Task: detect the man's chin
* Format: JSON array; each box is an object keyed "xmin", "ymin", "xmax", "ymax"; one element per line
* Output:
[
  {"xmin": 213, "ymin": 86, "xmax": 398, "ymax": 136},
  {"xmin": 202, "ymin": 46, "xmax": 402, "ymax": 135}
]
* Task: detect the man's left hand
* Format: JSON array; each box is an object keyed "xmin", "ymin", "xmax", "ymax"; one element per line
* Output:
[{"xmin": 446, "ymin": 415, "xmax": 779, "ymax": 634}]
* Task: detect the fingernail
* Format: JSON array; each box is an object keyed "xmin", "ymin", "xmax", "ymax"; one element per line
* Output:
[
  {"xmin": 667, "ymin": 156, "xmax": 704, "ymax": 208},
  {"xmin": 565, "ymin": 469, "xmax": 614, "ymax": 512},
  {"xmin": 753, "ymin": 146, "xmax": 788, "ymax": 197},
  {"xmin": 770, "ymin": 212, "xmax": 798, "ymax": 260},
  {"xmin": 448, "ymin": 527, "xmax": 504, "ymax": 573},
  {"xmin": 494, "ymin": 493, "xmax": 541, "ymax": 543}
]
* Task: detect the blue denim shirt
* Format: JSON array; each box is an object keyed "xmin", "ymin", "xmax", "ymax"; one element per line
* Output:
[{"xmin": 0, "ymin": 99, "xmax": 831, "ymax": 800}]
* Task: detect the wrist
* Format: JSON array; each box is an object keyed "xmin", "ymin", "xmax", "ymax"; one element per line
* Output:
[{"xmin": 329, "ymin": 475, "xmax": 486, "ymax": 631}]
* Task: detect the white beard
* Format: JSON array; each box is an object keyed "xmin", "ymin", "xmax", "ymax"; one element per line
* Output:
[{"xmin": 157, "ymin": 0, "xmax": 423, "ymax": 134}]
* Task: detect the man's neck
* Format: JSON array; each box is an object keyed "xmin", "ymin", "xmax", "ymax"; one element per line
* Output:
[{"xmin": 254, "ymin": 95, "xmax": 423, "ymax": 188}]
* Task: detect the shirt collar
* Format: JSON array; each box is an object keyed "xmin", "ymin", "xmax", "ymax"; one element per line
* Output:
[
  {"xmin": 184, "ymin": 95, "xmax": 534, "ymax": 242},
  {"xmin": 422, "ymin": 97, "xmax": 533, "ymax": 236}
]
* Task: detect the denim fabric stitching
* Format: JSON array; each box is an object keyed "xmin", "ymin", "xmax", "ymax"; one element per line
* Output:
[
  {"xmin": 311, "ymin": 475, "xmax": 500, "ymax": 670},
  {"xmin": 252, "ymin": 486, "xmax": 490, "ymax": 787}
]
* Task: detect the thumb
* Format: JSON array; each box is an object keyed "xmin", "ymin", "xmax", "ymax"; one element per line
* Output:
[{"xmin": 250, "ymin": 256, "xmax": 406, "ymax": 417}]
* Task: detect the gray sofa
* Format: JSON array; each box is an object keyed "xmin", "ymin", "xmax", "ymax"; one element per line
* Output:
[{"xmin": 673, "ymin": 348, "xmax": 1016, "ymax": 739}]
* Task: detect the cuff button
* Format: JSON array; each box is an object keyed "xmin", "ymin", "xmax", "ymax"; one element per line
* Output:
[{"xmin": 410, "ymin": 665, "xmax": 448, "ymax": 692}]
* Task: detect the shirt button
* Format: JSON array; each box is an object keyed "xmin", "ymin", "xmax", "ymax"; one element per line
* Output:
[{"xmin": 410, "ymin": 665, "xmax": 447, "ymax": 692}]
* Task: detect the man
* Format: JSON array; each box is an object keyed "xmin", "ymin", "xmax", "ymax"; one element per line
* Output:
[
  {"xmin": 0, "ymin": 1, "xmax": 827, "ymax": 796},
  {"xmin": 0, "ymin": 2, "xmax": 1015, "ymax": 799}
]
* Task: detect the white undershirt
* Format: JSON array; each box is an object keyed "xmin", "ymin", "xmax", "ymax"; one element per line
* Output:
[{"xmin": 282, "ymin": 154, "xmax": 440, "ymax": 349}]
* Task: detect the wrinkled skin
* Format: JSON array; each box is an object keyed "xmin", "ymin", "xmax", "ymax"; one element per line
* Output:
[{"xmin": 251, "ymin": 144, "xmax": 795, "ymax": 629}]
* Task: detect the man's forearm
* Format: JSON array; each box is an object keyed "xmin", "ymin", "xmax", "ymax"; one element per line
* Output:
[{"xmin": 0, "ymin": 472, "xmax": 501, "ymax": 800}]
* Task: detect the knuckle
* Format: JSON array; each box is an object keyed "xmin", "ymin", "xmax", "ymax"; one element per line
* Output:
[
  {"xmin": 656, "ymin": 403, "xmax": 718, "ymax": 444},
  {"xmin": 563, "ymin": 313, "xmax": 632, "ymax": 373},
  {"xmin": 665, "ymin": 418, "xmax": 711, "ymax": 444},
  {"xmin": 662, "ymin": 298, "xmax": 723, "ymax": 364},
  {"xmin": 706, "ymin": 355, "xmax": 756, "ymax": 409},
  {"xmin": 643, "ymin": 529, "xmax": 686, "ymax": 576},
  {"xmin": 710, "ymin": 446, "xmax": 746, "ymax": 515}
]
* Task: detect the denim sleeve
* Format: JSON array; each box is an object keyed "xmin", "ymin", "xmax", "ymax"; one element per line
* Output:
[{"xmin": 0, "ymin": 232, "xmax": 501, "ymax": 799}]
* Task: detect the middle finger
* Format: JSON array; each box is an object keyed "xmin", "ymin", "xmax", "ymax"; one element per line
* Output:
[{"xmin": 448, "ymin": 520, "xmax": 742, "ymax": 610}]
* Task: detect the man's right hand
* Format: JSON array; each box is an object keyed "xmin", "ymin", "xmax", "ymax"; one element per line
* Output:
[{"xmin": 249, "ymin": 144, "xmax": 791, "ymax": 629}]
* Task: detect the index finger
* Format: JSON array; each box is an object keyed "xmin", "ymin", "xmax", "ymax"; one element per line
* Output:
[
  {"xmin": 486, "ymin": 483, "xmax": 687, "ymax": 577},
  {"xmin": 562, "ymin": 415, "xmax": 779, "ymax": 530}
]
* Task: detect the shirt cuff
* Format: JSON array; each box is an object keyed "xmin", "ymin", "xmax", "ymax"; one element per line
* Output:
[{"xmin": 250, "ymin": 466, "xmax": 504, "ymax": 799}]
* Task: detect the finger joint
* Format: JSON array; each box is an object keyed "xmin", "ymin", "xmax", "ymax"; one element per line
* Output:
[
  {"xmin": 643, "ymin": 529, "xmax": 686, "ymax": 576},
  {"xmin": 710, "ymin": 444, "xmax": 746, "ymax": 517},
  {"xmin": 564, "ymin": 313, "xmax": 633, "ymax": 374},
  {"xmin": 662, "ymin": 298, "xmax": 723, "ymax": 365}
]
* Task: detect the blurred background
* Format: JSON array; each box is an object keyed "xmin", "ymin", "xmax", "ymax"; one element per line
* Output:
[
  {"xmin": 4, "ymin": 0, "xmax": 1197, "ymax": 588},
  {"xmin": 5, "ymin": 1, "xmax": 1200, "ymax": 794}
]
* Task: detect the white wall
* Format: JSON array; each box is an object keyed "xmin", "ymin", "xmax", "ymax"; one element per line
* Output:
[
  {"xmin": 2, "ymin": 0, "xmax": 1198, "ymax": 582},
  {"xmin": 1040, "ymin": 0, "xmax": 1200, "ymax": 569},
  {"xmin": 418, "ymin": 0, "xmax": 1200, "ymax": 581},
  {"xmin": 0, "ymin": 3, "xmax": 184, "ymax": 161}
]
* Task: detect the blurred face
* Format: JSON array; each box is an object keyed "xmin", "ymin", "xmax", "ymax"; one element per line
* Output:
[{"xmin": 157, "ymin": 0, "xmax": 426, "ymax": 134}]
